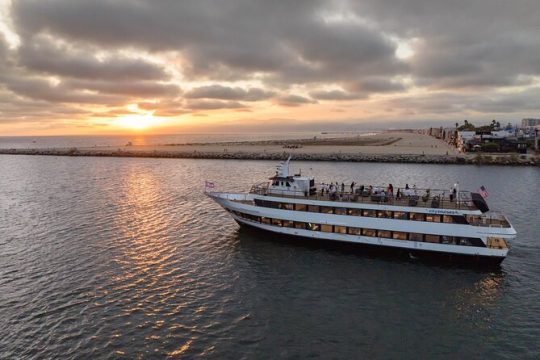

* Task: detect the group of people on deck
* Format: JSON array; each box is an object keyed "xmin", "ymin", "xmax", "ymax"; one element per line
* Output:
[
  {"xmin": 317, "ymin": 181, "xmax": 460, "ymax": 203},
  {"xmin": 319, "ymin": 182, "xmax": 421, "ymax": 200}
]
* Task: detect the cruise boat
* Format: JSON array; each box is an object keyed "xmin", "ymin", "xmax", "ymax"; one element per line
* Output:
[{"xmin": 206, "ymin": 158, "xmax": 516, "ymax": 265}]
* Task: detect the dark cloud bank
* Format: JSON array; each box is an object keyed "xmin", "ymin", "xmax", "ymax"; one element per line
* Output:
[{"xmin": 1, "ymin": 0, "xmax": 539, "ymax": 129}]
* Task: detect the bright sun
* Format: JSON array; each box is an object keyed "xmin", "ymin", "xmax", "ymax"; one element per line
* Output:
[{"xmin": 114, "ymin": 114, "xmax": 155, "ymax": 130}]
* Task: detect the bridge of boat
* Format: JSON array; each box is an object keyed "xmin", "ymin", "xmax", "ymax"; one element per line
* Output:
[{"xmin": 249, "ymin": 182, "xmax": 479, "ymax": 211}]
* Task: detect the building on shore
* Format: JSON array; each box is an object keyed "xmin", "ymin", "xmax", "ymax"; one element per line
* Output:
[
  {"xmin": 456, "ymin": 130, "xmax": 528, "ymax": 153},
  {"xmin": 522, "ymin": 118, "xmax": 540, "ymax": 127}
]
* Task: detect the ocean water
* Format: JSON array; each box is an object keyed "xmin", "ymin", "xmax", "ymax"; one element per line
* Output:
[
  {"xmin": 0, "ymin": 155, "xmax": 539, "ymax": 359},
  {"xmin": 0, "ymin": 132, "xmax": 367, "ymax": 149}
]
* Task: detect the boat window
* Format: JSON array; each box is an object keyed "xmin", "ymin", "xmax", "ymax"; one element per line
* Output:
[
  {"xmin": 456, "ymin": 237, "xmax": 473, "ymax": 246},
  {"xmin": 295, "ymin": 204, "xmax": 307, "ymax": 211},
  {"xmin": 286, "ymin": 182, "xmax": 291, "ymax": 187},
  {"xmin": 307, "ymin": 223, "xmax": 320, "ymax": 231},
  {"xmin": 308, "ymin": 205, "xmax": 320, "ymax": 213},
  {"xmin": 377, "ymin": 210, "xmax": 392, "ymax": 218},
  {"xmin": 362, "ymin": 228, "xmax": 377, "ymax": 237},
  {"xmin": 409, "ymin": 233, "xmax": 424, "ymax": 242},
  {"xmin": 321, "ymin": 224, "xmax": 333, "ymax": 232},
  {"xmin": 282, "ymin": 203, "xmax": 294, "ymax": 210},
  {"xmin": 334, "ymin": 226, "xmax": 347, "ymax": 234},
  {"xmin": 262, "ymin": 217, "xmax": 271, "ymax": 224},
  {"xmin": 378, "ymin": 230, "xmax": 391, "ymax": 238},
  {"xmin": 425, "ymin": 234, "xmax": 440, "ymax": 243},
  {"xmin": 410, "ymin": 213, "xmax": 425, "ymax": 221},
  {"xmin": 283, "ymin": 220, "xmax": 294, "ymax": 228},
  {"xmin": 362, "ymin": 209, "xmax": 376, "ymax": 217},
  {"xmin": 426, "ymin": 214, "xmax": 441, "ymax": 222},
  {"xmin": 441, "ymin": 235, "xmax": 454, "ymax": 244},
  {"xmin": 347, "ymin": 208, "xmax": 362, "ymax": 216},
  {"xmin": 393, "ymin": 211, "xmax": 408, "ymax": 220},
  {"xmin": 321, "ymin": 206, "xmax": 334, "ymax": 214},
  {"xmin": 272, "ymin": 219, "xmax": 282, "ymax": 227},
  {"xmin": 348, "ymin": 227, "xmax": 362, "ymax": 235},
  {"xmin": 334, "ymin": 207, "xmax": 347, "ymax": 215},
  {"xmin": 294, "ymin": 221, "xmax": 306, "ymax": 229},
  {"xmin": 442, "ymin": 215, "xmax": 454, "ymax": 223},
  {"xmin": 392, "ymin": 232, "xmax": 408, "ymax": 240}
]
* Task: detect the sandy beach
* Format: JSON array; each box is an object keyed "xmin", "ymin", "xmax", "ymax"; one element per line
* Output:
[
  {"xmin": 1, "ymin": 131, "xmax": 537, "ymax": 165},
  {"xmin": 85, "ymin": 132, "xmax": 460, "ymax": 156}
]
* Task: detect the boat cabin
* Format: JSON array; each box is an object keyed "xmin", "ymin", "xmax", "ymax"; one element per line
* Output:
[{"xmin": 267, "ymin": 157, "xmax": 316, "ymax": 197}]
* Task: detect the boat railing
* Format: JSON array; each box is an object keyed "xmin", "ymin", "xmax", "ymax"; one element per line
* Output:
[
  {"xmin": 249, "ymin": 183, "xmax": 477, "ymax": 210},
  {"xmin": 467, "ymin": 213, "xmax": 511, "ymax": 228}
]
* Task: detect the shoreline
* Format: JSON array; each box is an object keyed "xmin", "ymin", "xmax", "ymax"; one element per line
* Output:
[{"xmin": 1, "ymin": 147, "xmax": 537, "ymax": 166}]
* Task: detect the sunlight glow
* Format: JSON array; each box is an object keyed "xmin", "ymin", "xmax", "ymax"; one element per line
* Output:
[{"xmin": 114, "ymin": 114, "xmax": 155, "ymax": 130}]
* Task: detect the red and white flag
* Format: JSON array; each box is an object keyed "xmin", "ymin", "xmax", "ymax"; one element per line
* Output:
[
  {"xmin": 205, "ymin": 180, "xmax": 215, "ymax": 190},
  {"xmin": 477, "ymin": 185, "xmax": 489, "ymax": 198}
]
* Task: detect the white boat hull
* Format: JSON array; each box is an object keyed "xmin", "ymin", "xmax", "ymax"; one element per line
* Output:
[{"xmin": 208, "ymin": 192, "xmax": 512, "ymax": 264}]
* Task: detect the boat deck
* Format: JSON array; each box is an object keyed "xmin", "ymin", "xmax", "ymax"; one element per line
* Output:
[{"xmin": 250, "ymin": 184, "xmax": 479, "ymax": 211}]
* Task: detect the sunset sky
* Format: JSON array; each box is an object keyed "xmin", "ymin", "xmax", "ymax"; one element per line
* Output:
[{"xmin": 1, "ymin": 0, "xmax": 539, "ymax": 135}]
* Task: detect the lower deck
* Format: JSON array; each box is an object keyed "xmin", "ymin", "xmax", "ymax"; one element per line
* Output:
[{"xmin": 237, "ymin": 220, "xmax": 506, "ymax": 266}]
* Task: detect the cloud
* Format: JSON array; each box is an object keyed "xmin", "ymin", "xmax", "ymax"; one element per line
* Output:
[
  {"xmin": 309, "ymin": 89, "xmax": 364, "ymax": 101},
  {"xmin": 63, "ymin": 79, "xmax": 181, "ymax": 98},
  {"xmin": 275, "ymin": 94, "xmax": 317, "ymax": 107},
  {"xmin": 185, "ymin": 85, "xmax": 274, "ymax": 101},
  {"xmin": 11, "ymin": 0, "xmax": 406, "ymax": 87},
  {"xmin": 17, "ymin": 36, "xmax": 169, "ymax": 81},
  {"xmin": 185, "ymin": 99, "xmax": 246, "ymax": 110}
]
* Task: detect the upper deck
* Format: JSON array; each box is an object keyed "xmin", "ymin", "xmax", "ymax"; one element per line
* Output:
[{"xmin": 249, "ymin": 182, "xmax": 483, "ymax": 212}]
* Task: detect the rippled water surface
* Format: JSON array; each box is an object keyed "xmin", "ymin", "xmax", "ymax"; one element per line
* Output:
[{"xmin": 0, "ymin": 155, "xmax": 539, "ymax": 359}]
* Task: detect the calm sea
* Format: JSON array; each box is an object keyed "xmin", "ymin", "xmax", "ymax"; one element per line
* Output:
[
  {"xmin": 0, "ymin": 132, "xmax": 374, "ymax": 149},
  {"xmin": 0, "ymin": 156, "xmax": 539, "ymax": 359}
]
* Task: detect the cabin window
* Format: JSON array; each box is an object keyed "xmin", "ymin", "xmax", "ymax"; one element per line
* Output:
[
  {"xmin": 282, "ymin": 220, "xmax": 294, "ymax": 228},
  {"xmin": 334, "ymin": 207, "xmax": 347, "ymax": 215},
  {"xmin": 425, "ymin": 234, "xmax": 440, "ymax": 243},
  {"xmin": 286, "ymin": 182, "xmax": 291, "ymax": 187},
  {"xmin": 378, "ymin": 230, "xmax": 391, "ymax": 238},
  {"xmin": 321, "ymin": 206, "xmax": 334, "ymax": 214},
  {"xmin": 393, "ymin": 211, "xmax": 408, "ymax": 220},
  {"xmin": 362, "ymin": 228, "xmax": 377, "ymax": 237},
  {"xmin": 377, "ymin": 210, "xmax": 392, "ymax": 218},
  {"xmin": 272, "ymin": 219, "xmax": 282, "ymax": 227},
  {"xmin": 457, "ymin": 237, "xmax": 472, "ymax": 246},
  {"xmin": 409, "ymin": 233, "xmax": 424, "ymax": 242},
  {"xmin": 262, "ymin": 217, "xmax": 271, "ymax": 225},
  {"xmin": 294, "ymin": 222, "xmax": 306, "ymax": 229},
  {"xmin": 321, "ymin": 224, "xmax": 333, "ymax": 233},
  {"xmin": 282, "ymin": 203, "xmax": 294, "ymax": 210},
  {"xmin": 392, "ymin": 232, "xmax": 408, "ymax": 240},
  {"xmin": 442, "ymin": 215, "xmax": 453, "ymax": 223},
  {"xmin": 295, "ymin": 204, "xmax": 307, "ymax": 211},
  {"xmin": 441, "ymin": 235, "xmax": 454, "ymax": 244},
  {"xmin": 410, "ymin": 213, "xmax": 425, "ymax": 221},
  {"xmin": 348, "ymin": 227, "xmax": 362, "ymax": 235},
  {"xmin": 347, "ymin": 208, "xmax": 362, "ymax": 216},
  {"xmin": 308, "ymin": 205, "xmax": 320, "ymax": 213},
  {"xmin": 307, "ymin": 223, "xmax": 320, "ymax": 231},
  {"xmin": 334, "ymin": 226, "xmax": 347, "ymax": 234},
  {"xmin": 426, "ymin": 214, "xmax": 441, "ymax": 222},
  {"xmin": 362, "ymin": 209, "xmax": 376, "ymax": 217}
]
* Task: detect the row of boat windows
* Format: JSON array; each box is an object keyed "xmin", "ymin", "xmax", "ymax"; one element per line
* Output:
[
  {"xmin": 254, "ymin": 199, "xmax": 467, "ymax": 224},
  {"xmin": 230, "ymin": 210, "xmax": 484, "ymax": 247}
]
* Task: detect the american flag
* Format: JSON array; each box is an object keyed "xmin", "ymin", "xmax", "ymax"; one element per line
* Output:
[
  {"xmin": 205, "ymin": 180, "xmax": 215, "ymax": 189},
  {"xmin": 477, "ymin": 185, "xmax": 489, "ymax": 198}
]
